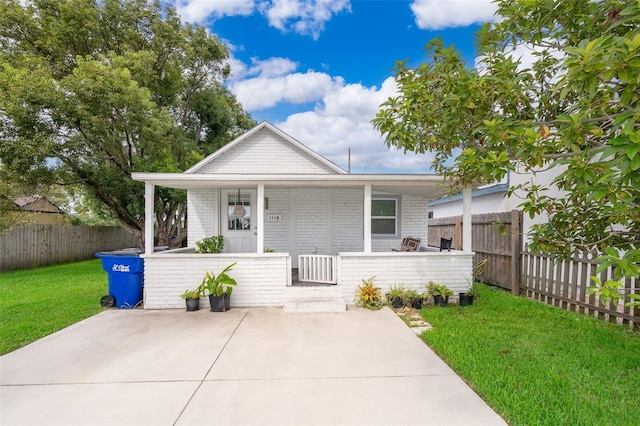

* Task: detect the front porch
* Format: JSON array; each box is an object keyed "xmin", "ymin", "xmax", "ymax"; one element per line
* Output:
[{"xmin": 142, "ymin": 249, "xmax": 473, "ymax": 310}]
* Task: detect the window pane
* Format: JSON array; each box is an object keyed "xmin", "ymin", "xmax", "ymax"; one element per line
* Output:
[
  {"xmin": 228, "ymin": 193, "xmax": 251, "ymax": 230},
  {"xmin": 372, "ymin": 218, "xmax": 396, "ymax": 234},
  {"xmin": 372, "ymin": 200, "xmax": 396, "ymax": 217}
]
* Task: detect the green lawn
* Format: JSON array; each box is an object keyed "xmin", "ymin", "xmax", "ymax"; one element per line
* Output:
[
  {"xmin": 0, "ymin": 259, "xmax": 107, "ymax": 355},
  {"xmin": 419, "ymin": 284, "xmax": 640, "ymax": 426}
]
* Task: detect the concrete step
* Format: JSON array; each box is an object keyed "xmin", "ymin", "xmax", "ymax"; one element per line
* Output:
[
  {"xmin": 284, "ymin": 297, "xmax": 347, "ymax": 313},
  {"xmin": 284, "ymin": 285, "xmax": 346, "ymax": 313}
]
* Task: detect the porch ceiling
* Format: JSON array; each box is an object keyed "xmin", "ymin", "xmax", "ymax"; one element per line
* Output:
[{"xmin": 131, "ymin": 172, "xmax": 470, "ymax": 200}]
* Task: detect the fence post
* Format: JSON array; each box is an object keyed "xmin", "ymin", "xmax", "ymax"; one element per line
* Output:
[
  {"xmin": 510, "ymin": 209, "xmax": 522, "ymax": 294},
  {"xmin": 454, "ymin": 216, "xmax": 462, "ymax": 251}
]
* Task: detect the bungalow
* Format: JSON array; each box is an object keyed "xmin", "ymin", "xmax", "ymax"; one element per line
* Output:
[{"xmin": 132, "ymin": 122, "xmax": 475, "ymax": 312}]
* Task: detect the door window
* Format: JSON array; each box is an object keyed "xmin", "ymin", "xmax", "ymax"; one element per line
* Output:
[{"xmin": 227, "ymin": 192, "xmax": 251, "ymax": 230}]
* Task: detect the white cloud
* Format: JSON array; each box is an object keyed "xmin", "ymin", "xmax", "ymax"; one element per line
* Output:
[
  {"xmin": 227, "ymin": 50, "xmax": 435, "ymax": 173},
  {"xmin": 229, "ymin": 70, "xmax": 340, "ymax": 110},
  {"xmin": 259, "ymin": 0, "xmax": 352, "ymax": 40},
  {"xmin": 246, "ymin": 57, "xmax": 299, "ymax": 78},
  {"xmin": 173, "ymin": 0, "xmax": 350, "ymax": 39},
  {"xmin": 174, "ymin": 0, "xmax": 255, "ymax": 24},
  {"xmin": 274, "ymin": 77, "xmax": 435, "ymax": 173},
  {"xmin": 410, "ymin": 0, "xmax": 498, "ymax": 30}
]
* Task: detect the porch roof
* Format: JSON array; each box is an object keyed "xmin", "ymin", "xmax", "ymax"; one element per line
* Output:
[{"xmin": 131, "ymin": 172, "xmax": 456, "ymax": 199}]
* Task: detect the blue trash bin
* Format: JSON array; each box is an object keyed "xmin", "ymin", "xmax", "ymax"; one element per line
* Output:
[{"xmin": 96, "ymin": 249, "xmax": 144, "ymax": 309}]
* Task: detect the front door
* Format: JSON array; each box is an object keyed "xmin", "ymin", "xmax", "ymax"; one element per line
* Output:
[{"xmin": 220, "ymin": 189, "xmax": 257, "ymax": 253}]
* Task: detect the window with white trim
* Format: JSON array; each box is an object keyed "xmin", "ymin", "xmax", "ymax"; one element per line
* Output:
[{"xmin": 372, "ymin": 197, "xmax": 399, "ymax": 237}]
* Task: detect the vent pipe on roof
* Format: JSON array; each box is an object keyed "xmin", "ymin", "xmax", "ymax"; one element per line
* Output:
[{"xmin": 348, "ymin": 148, "xmax": 351, "ymax": 174}]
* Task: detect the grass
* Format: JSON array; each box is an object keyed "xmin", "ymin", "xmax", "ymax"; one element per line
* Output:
[
  {"xmin": 419, "ymin": 283, "xmax": 640, "ymax": 426},
  {"xmin": 0, "ymin": 259, "xmax": 107, "ymax": 355}
]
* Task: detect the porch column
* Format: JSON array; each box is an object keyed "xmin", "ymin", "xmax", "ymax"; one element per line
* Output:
[
  {"xmin": 364, "ymin": 184, "xmax": 372, "ymax": 252},
  {"xmin": 144, "ymin": 182, "xmax": 154, "ymax": 255},
  {"xmin": 462, "ymin": 184, "xmax": 472, "ymax": 252},
  {"xmin": 256, "ymin": 183, "xmax": 264, "ymax": 253}
]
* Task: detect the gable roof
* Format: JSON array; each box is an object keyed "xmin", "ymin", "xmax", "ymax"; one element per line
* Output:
[
  {"xmin": 13, "ymin": 196, "xmax": 64, "ymax": 214},
  {"xmin": 185, "ymin": 121, "xmax": 346, "ymax": 175}
]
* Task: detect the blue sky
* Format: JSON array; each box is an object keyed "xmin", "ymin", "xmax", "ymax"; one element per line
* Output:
[{"xmin": 172, "ymin": 0, "xmax": 499, "ymax": 173}]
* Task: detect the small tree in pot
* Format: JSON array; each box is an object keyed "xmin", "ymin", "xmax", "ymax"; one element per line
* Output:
[{"xmin": 203, "ymin": 262, "xmax": 237, "ymax": 312}]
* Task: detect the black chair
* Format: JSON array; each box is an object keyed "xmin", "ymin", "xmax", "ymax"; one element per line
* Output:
[{"xmin": 439, "ymin": 237, "xmax": 452, "ymax": 252}]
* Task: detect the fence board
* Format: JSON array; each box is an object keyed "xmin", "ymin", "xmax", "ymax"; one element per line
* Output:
[
  {"xmin": 0, "ymin": 225, "xmax": 139, "ymax": 271},
  {"xmin": 428, "ymin": 210, "xmax": 523, "ymax": 292},
  {"xmin": 521, "ymin": 251, "xmax": 639, "ymax": 328}
]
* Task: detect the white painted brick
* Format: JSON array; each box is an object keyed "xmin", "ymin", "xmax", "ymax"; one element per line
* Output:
[
  {"xmin": 197, "ymin": 128, "xmax": 339, "ymax": 174},
  {"xmin": 142, "ymin": 251, "xmax": 473, "ymax": 309}
]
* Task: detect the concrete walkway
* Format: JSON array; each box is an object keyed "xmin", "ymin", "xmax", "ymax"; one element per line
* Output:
[{"xmin": 1, "ymin": 307, "xmax": 506, "ymax": 425}]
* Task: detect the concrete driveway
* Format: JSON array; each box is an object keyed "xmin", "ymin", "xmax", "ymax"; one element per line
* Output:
[{"xmin": 1, "ymin": 307, "xmax": 506, "ymax": 425}]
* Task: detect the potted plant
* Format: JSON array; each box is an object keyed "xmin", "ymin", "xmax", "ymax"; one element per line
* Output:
[
  {"xmin": 426, "ymin": 281, "xmax": 453, "ymax": 307},
  {"xmin": 386, "ymin": 284, "xmax": 406, "ymax": 309},
  {"xmin": 405, "ymin": 288, "xmax": 423, "ymax": 309},
  {"xmin": 459, "ymin": 284, "xmax": 476, "ymax": 307},
  {"xmin": 202, "ymin": 262, "xmax": 237, "ymax": 312},
  {"xmin": 195, "ymin": 235, "xmax": 224, "ymax": 253},
  {"xmin": 180, "ymin": 284, "xmax": 205, "ymax": 312},
  {"xmin": 459, "ymin": 260, "xmax": 485, "ymax": 306},
  {"xmin": 355, "ymin": 277, "xmax": 383, "ymax": 310}
]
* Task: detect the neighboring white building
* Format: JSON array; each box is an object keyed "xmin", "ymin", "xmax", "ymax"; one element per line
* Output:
[
  {"xmin": 132, "ymin": 122, "xmax": 477, "ymax": 311},
  {"xmin": 429, "ymin": 166, "xmax": 565, "ymax": 243}
]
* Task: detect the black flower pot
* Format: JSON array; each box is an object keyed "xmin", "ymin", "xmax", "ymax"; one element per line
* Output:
[
  {"xmin": 390, "ymin": 296, "xmax": 404, "ymax": 309},
  {"xmin": 209, "ymin": 294, "xmax": 225, "ymax": 312},
  {"xmin": 433, "ymin": 295, "xmax": 449, "ymax": 307},
  {"xmin": 411, "ymin": 297, "xmax": 423, "ymax": 309},
  {"xmin": 185, "ymin": 298, "xmax": 200, "ymax": 312},
  {"xmin": 224, "ymin": 292, "xmax": 231, "ymax": 311},
  {"xmin": 459, "ymin": 293, "xmax": 474, "ymax": 307}
]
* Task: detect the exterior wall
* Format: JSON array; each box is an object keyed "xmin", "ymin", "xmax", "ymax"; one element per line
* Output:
[
  {"xmin": 142, "ymin": 250, "xmax": 473, "ymax": 309},
  {"xmin": 187, "ymin": 189, "xmax": 219, "ymax": 246},
  {"xmin": 188, "ymin": 187, "xmax": 427, "ymax": 256},
  {"xmin": 372, "ymin": 194, "xmax": 428, "ymax": 252},
  {"xmin": 430, "ymin": 192, "xmax": 509, "ymax": 218},
  {"xmin": 331, "ymin": 189, "xmax": 364, "ymax": 253},
  {"xmin": 143, "ymin": 252, "xmax": 290, "ymax": 309},
  {"xmin": 429, "ymin": 167, "xmax": 567, "ymax": 243},
  {"xmin": 263, "ymin": 188, "xmax": 291, "ymax": 252},
  {"xmin": 197, "ymin": 128, "xmax": 339, "ymax": 174},
  {"xmin": 338, "ymin": 251, "xmax": 474, "ymax": 303},
  {"xmin": 262, "ymin": 187, "xmax": 364, "ymax": 264},
  {"xmin": 509, "ymin": 166, "xmax": 567, "ymax": 240}
]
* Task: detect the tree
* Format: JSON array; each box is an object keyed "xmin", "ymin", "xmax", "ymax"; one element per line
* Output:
[
  {"xmin": 0, "ymin": 0, "xmax": 255, "ymax": 246},
  {"xmin": 373, "ymin": 0, "xmax": 639, "ymax": 302}
]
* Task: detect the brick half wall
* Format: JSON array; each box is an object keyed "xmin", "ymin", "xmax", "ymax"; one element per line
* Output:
[
  {"xmin": 142, "ymin": 252, "xmax": 290, "ymax": 309},
  {"xmin": 337, "ymin": 251, "xmax": 474, "ymax": 303}
]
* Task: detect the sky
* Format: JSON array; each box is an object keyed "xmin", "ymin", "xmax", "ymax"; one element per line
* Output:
[{"xmin": 171, "ymin": 0, "xmax": 500, "ymax": 173}]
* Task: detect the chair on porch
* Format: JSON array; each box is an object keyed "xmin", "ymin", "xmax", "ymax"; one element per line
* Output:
[
  {"xmin": 439, "ymin": 237, "xmax": 452, "ymax": 252},
  {"xmin": 392, "ymin": 237, "xmax": 421, "ymax": 252}
]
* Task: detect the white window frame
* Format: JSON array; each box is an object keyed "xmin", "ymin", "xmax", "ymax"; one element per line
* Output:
[{"xmin": 371, "ymin": 195, "xmax": 400, "ymax": 238}]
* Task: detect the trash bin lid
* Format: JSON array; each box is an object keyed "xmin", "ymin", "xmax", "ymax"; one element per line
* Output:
[{"xmin": 96, "ymin": 249, "xmax": 142, "ymax": 257}]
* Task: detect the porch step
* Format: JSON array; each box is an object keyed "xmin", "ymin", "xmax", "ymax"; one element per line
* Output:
[{"xmin": 284, "ymin": 286, "xmax": 346, "ymax": 313}]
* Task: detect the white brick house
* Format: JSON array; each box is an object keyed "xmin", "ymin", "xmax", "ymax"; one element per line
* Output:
[{"xmin": 132, "ymin": 122, "xmax": 475, "ymax": 310}]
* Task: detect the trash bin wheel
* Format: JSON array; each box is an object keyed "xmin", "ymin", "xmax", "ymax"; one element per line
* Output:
[{"xmin": 100, "ymin": 295, "xmax": 115, "ymax": 308}]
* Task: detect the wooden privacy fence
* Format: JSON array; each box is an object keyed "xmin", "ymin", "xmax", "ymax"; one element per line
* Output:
[
  {"xmin": 521, "ymin": 251, "xmax": 639, "ymax": 327},
  {"xmin": 429, "ymin": 210, "xmax": 639, "ymax": 327},
  {"xmin": 428, "ymin": 210, "xmax": 522, "ymax": 293},
  {"xmin": 0, "ymin": 224, "xmax": 139, "ymax": 272}
]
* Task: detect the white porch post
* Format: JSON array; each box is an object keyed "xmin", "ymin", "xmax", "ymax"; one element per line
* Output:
[
  {"xmin": 144, "ymin": 182, "xmax": 154, "ymax": 255},
  {"xmin": 364, "ymin": 184, "xmax": 372, "ymax": 253},
  {"xmin": 462, "ymin": 184, "xmax": 472, "ymax": 252},
  {"xmin": 256, "ymin": 183, "xmax": 264, "ymax": 253}
]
